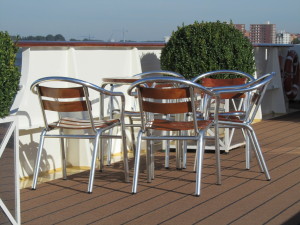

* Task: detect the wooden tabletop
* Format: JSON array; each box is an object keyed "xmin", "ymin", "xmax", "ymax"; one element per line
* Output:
[{"xmin": 102, "ymin": 77, "xmax": 140, "ymax": 85}]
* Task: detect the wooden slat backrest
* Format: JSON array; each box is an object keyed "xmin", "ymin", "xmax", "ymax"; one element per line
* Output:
[
  {"xmin": 38, "ymin": 85, "xmax": 88, "ymax": 112},
  {"xmin": 201, "ymin": 78, "xmax": 247, "ymax": 99},
  {"xmin": 39, "ymin": 86, "xmax": 85, "ymax": 98},
  {"xmin": 140, "ymin": 86, "xmax": 193, "ymax": 114},
  {"xmin": 42, "ymin": 100, "xmax": 88, "ymax": 112},
  {"xmin": 140, "ymin": 86, "xmax": 190, "ymax": 99},
  {"xmin": 194, "ymin": 87, "xmax": 244, "ymax": 99},
  {"xmin": 142, "ymin": 101, "xmax": 192, "ymax": 114}
]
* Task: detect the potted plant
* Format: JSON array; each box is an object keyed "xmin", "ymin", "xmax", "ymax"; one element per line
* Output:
[
  {"xmin": 0, "ymin": 31, "xmax": 21, "ymax": 118},
  {"xmin": 160, "ymin": 21, "xmax": 256, "ymax": 152},
  {"xmin": 160, "ymin": 21, "xmax": 255, "ymax": 85}
]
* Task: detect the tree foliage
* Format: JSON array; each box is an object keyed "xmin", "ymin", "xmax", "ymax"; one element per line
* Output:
[
  {"xmin": 19, "ymin": 34, "xmax": 66, "ymax": 41},
  {"xmin": 0, "ymin": 31, "xmax": 21, "ymax": 118},
  {"xmin": 160, "ymin": 21, "xmax": 256, "ymax": 79}
]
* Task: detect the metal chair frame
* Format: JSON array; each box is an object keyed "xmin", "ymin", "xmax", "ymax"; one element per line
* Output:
[
  {"xmin": 106, "ymin": 70, "xmax": 185, "ymax": 168},
  {"xmin": 192, "ymin": 70, "xmax": 255, "ymax": 153},
  {"xmin": 210, "ymin": 72, "xmax": 275, "ymax": 183},
  {"xmin": 30, "ymin": 76, "xmax": 129, "ymax": 193},
  {"xmin": 128, "ymin": 77, "xmax": 220, "ymax": 196}
]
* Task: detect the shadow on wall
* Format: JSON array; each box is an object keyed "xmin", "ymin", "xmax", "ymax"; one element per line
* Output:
[
  {"xmin": 19, "ymin": 132, "xmax": 55, "ymax": 179},
  {"xmin": 140, "ymin": 53, "xmax": 161, "ymax": 72}
]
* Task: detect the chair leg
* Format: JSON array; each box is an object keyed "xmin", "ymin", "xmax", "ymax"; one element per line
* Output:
[
  {"xmin": 121, "ymin": 125, "xmax": 130, "ymax": 183},
  {"xmin": 176, "ymin": 131, "xmax": 183, "ymax": 170},
  {"xmin": 215, "ymin": 125, "xmax": 221, "ymax": 185},
  {"xmin": 165, "ymin": 133, "xmax": 170, "ymax": 169},
  {"xmin": 132, "ymin": 130, "xmax": 143, "ymax": 194},
  {"xmin": 60, "ymin": 136, "xmax": 67, "ymax": 180},
  {"xmin": 245, "ymin": 128, "xmax": 263, "ymax": 171},
  {"xmin": 106, "ymin": 129, "xmax": 113, "ymax": 166},
  {"xmin": 59, "ymin": 128, "xmax": 67, "ymax": 180},
  {"xmin": 195, "ymin": 132, "xmax": 205, "ymax": 196},
  {"xmin": 129, "ymin": 117, "xmax": 137, "ymax": 155},
  {"xmin": 164, "ymin": 115, "xmax": 171, "ymax": 169},
  {"xmin": 32, "ymin": 129, "xmax": 47, "ymax": 190},
  {"xmin": 193, "ymin": 149, "xmax": 197, "ymax": 172},
  {"xmin": 99, "ymin": 138, "xmax": 105, "ymax": 172},
  {"xmin": 87, "ymin": 131, "xmax": 102, "ymax": 193},
  {"xmin": 182, "ymin": 139, "xmax": 187, "ymax": 169},
  {"xmin": 146, "ymin": 140, "xmax": 152, "ymax": 182},
  {"xmin": 246, "ymin": 126, "xmax": 271, "ymax": 181},
  {"xmin": 242, "ymin": 128, "xmax": 251, "ymax": 170},
  {"xmin": 150, "ymin": 140, "xmax": 155, "ymax": 180}
]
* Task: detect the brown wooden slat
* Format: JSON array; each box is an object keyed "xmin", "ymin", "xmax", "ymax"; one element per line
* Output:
[
  {"xmin": 194, "ymin": 88, "xmax": 245, "ymax": 99},
  {"xmin": 140, "ymin": 86, "xmax": 190, "ymax": 99},
  {"xmin": 142, "ymin": 101, "xmax": 192, "ymax": 114},
  {"xmin": 201, "ymin": 77, "xmax": 247, "ymax": 87},
  {"xmin": 146, "ymin": 119, "xmax": 212, "ymax": 131},
  {"xmin": 42, "ymin": 100, "xmax": 88, "ymax": 112},
  {"xmin": 39, "ymin": 86, "xmax": 85, "ymax": 98}
]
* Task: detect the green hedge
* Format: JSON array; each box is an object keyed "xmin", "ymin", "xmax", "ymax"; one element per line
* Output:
[
  {"xmin": 160, "ymin": 21, "xmax": 255, "ymax": 79},
  {"xmin": 0, "ymin": 31, "xmax": 21, "ymax": 118}
]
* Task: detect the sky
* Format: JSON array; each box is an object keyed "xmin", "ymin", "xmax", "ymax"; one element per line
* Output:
[{"xmin": 1, "ymin": 0, "xmax": 300, "ymax": 42}]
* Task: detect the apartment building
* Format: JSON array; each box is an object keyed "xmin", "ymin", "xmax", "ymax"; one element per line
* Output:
[
  {"xmin": 249, "ymin": 22, "xmax": 276, "ymax": 43},
  {"xmin": 234, "ymin": 24, "xmax": 246, "ymax": 34}
]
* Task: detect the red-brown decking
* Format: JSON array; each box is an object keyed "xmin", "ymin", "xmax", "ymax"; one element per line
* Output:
[{"xmin": 20, "ymin": 112, "xmax": 300, "ymax": 225}]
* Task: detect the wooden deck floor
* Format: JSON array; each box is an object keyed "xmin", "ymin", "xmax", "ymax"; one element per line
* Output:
[{"xmin": 20, "ymin": 112, "xmax": 300, "ymax": 225}]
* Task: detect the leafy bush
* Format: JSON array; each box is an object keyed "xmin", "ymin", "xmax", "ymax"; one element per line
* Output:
[
  {"xmin": 0, "ymin": 31, "xmax": 21, "ymax": 118},
  {"xmin": 160, "ymin": 21, "xmax": 255, "ymax": 79}
]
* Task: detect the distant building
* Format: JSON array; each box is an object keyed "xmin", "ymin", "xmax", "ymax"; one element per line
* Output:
[
  {"xmin": 249, "ymin": 22, "xmax": 276, "ymax": 43},
  {"xmin": 276, "ymin": 31, "xmax": 291, "ymax": 44},
  {"xmin": 234, "ymin": 24, "xmax": 246, "ymax": 35}
]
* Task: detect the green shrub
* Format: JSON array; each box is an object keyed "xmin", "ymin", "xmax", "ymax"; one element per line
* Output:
[
  {"xmin": 160, "ymin": 21, "xmax": 255, "ymax": 79},
  {"xmin": 0, "ymin": 31, "xmax": 21, "ymax": 118}
]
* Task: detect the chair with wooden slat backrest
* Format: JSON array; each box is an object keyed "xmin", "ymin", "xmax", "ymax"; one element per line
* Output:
[
  {"xmin": 30, "ymin": 76, "xmax": 129, "ymax": 193},
  {"xmin": 127, "ymin": 77, "xmax": 219, "ymax": 196},
  {"xmin": 194, "ymin": 72, "xmax": 275, "ymax": 185},
  {"xmin": 107, "ymin": 70, "xmax": 185, "ymax": 169},
  {"xmin": 192, "ymin": 70, "xmax": 255, "ymax": 173}
]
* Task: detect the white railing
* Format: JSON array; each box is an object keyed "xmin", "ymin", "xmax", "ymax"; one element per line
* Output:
[{"xmin": 0, "ymin": 116, "xmax": 20, "ymax": 225}]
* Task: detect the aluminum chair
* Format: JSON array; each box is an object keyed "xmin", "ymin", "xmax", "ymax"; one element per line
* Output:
[
  {"xmin": 209, "ymin": 72, "xmax": 275, "ymax": 184},
  {"xmin": 191, "ymin": 70, "xmax": 255, "ymax": 165},
  {"xmin": 30, "ymin": 76, "xmax": 129, "ymax": 193},
  {"xmin": 127, "ymin": 77, "xmax": 220, "ymax": 196},
  {"xmin": 107, "ymin": 70, "xmax": 185, "ymax": 168}
]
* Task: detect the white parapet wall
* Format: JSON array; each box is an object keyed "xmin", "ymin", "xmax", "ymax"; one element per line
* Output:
[
  {"xmin": 15, "ymin": 42, "xmax": 164, "ymax": 178},
  {"xmin": 14, "ymin": 42, "xmax": 295, "ymax": 178}
]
